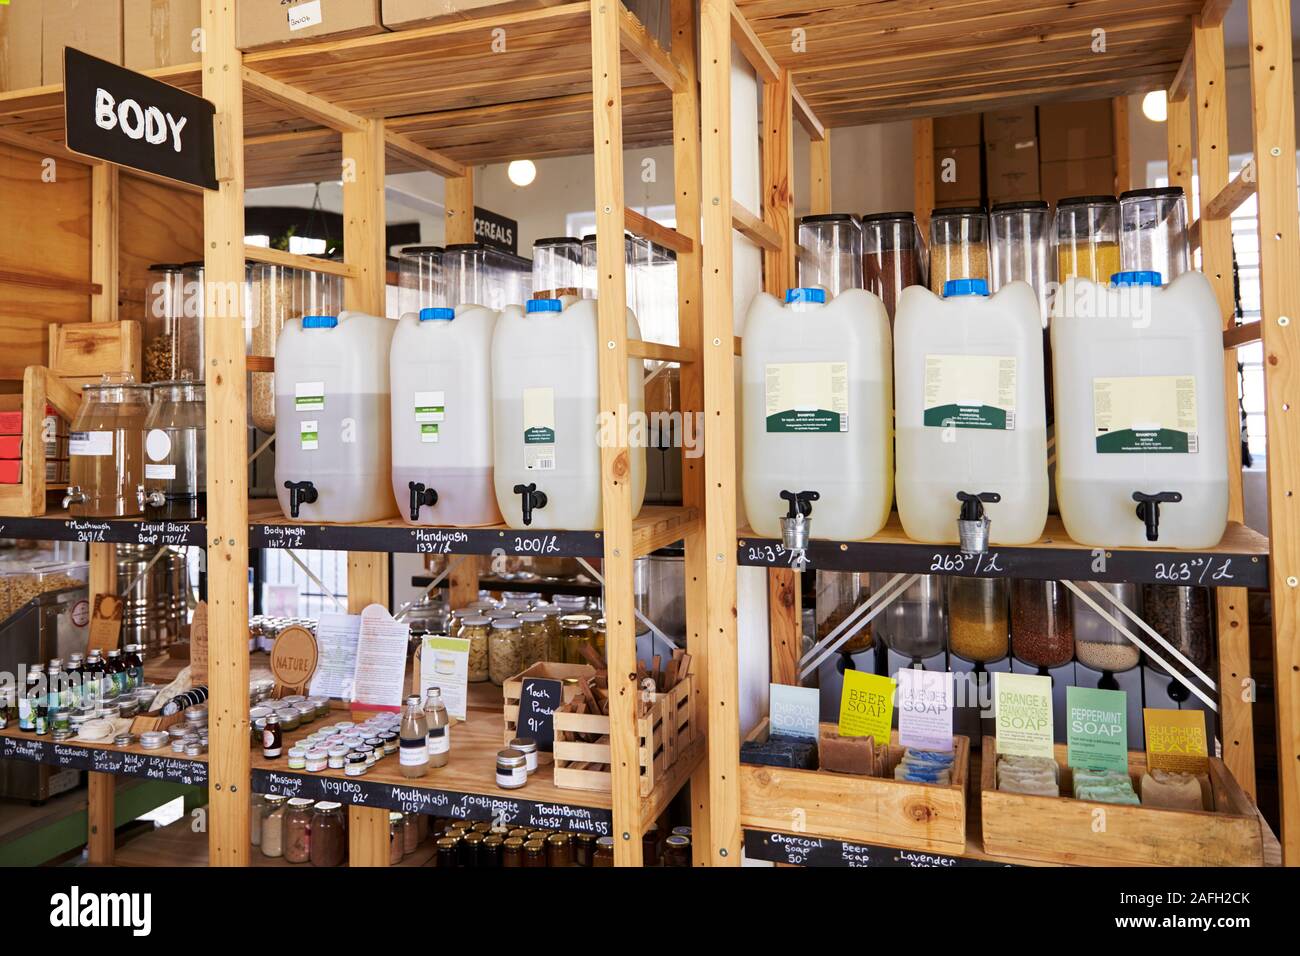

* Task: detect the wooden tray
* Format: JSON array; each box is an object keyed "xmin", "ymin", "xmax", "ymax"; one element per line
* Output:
[
  {"xmin": 740, "ymin": 721, "xmax": 970, "ymax": 855},
  {"xmin": 979, "ymin": 737, "xmax": 1266, "ymax": 867}
]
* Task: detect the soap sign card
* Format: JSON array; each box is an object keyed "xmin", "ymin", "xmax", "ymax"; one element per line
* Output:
[
  {"xmin": 518, "ymin": 678, "xmax": 563, "ymax": 751},
  {"xmin": 420, "ymin": 635, "xmax": 470, "ymax": 721},
  {"xmin": 1066, "ymin": 686, "xmax": 1128, "ymax": 773},
  {"xmin": 837, "ymin": 670, "xmax": 895, "ymax": 742},
  {"xmin": 993, "ymin": 672, "xmax": 1054, "ymax": 758},
  {"xmin": 897, "ymin": 669, "xmax": 954, "ymax": 752},
  {"xmin": 1143, "ymin": 708, "xmax": 1209, "ymax": 774},
  {"xmin": 769, "ymin": 683, "xmax": 819, "ymax": 741}
]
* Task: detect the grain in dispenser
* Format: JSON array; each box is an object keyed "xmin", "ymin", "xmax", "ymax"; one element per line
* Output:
[
  {"xmin": 861, "ymin": 211, "xmax": 924, "ymax": 325},
  {"xmin": 928, "ymin": 207, "xmax": 988, "ymax": 294},
  {"xmin": 275, "ymin": 312, "xmax": 396, "ymax": 523},
  {"xmin": 140, "ymin": 374, "xmax": 206, "ymax": 521},
  {"xmin": 796, "ymin": 214, "xmax": 862, "ymax": 295},
  {"xmin": 64, "ymin": 374, "xmax": 152, "ymax": 518},
  {"xmin": 893, "ymin": 278, "xmax": 1048, "ymax": 546},
  {"xmin": 1054, "ymin": 195, "xmax": 1120, "ymax": 283},
  {"xmin": 533, "ymin": 237, "xmax": 585, "ymax": 298},
  {"xmin": 990, "ymin": 201, "xmax": 1053, "ymax": 325},
  {"xmin": 1119, "ymin": 187, "xmax": 1190, "ymax": 280},
  {"xmin": 142, "ymin": 264, "xmax": 188, "ymax": 383}
]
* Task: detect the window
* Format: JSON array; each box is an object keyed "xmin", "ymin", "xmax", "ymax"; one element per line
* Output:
[{"xmin": 260, "ymin": 550, "xmax": 350, "ymax": 618}]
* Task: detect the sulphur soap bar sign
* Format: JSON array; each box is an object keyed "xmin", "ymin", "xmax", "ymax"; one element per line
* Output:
[{"xmin": 63, "ymin": 49, "xmax": 218, "ymax": 190}]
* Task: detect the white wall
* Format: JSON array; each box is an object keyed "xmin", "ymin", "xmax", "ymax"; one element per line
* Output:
[{"xmin": 793, "ymin": 120, "xmax": 916, "ymax": 217}]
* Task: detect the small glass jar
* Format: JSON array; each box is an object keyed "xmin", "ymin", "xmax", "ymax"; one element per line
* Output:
[
  {"xmin": 573, "ymin": 832, "xmax": 597, "ymax": 867},
  {"xmin": 460, "ymin": 831, "xmax": 485, "ymax": 867},
  {"xmin": 389, "ymin": 812, "xmax": 406, "ymax": 865},
  {"xmin": 546, "ymin": 832, "xmax": 574, "ymax": 867},
  {"xmin": 559, "ymin": 615, "xmax": 595, "ymax": 664},
  {"xmin": 489, "ymin": 618, "xmax": 524, "ymax": 685},
  {"xmin": 283, "ymin": 798, "xmax": 314, "ymax": 864},
  {"xmin": 502, "ymin": 836, "xmax": 525, "ymax": 867},
  {"xmin": 663, "ymin": 834, "xmax": 691, "ymax": 867},
  {"xmin": 402, "ymin": 813, "xmax": 421, "ymax": 856},
  {"xmin": 593, "ymin": 836, "xmax": 615, "ymax": 867},
  {"xmin": 509, "ymin": 736, "xmax": 538, "ymax": 774},
  {"xmin": 436, "ymin": 837, "xmax": 459, "ymax": 868},
  {"xmin": 481, "ymin": 834, "xmax": 504, "ymax": 867},
  {"xmin": 287, "ymin": 746, "xmax": 307, "ymax": 770},
  {"xmin": 458, "ymin": 615, "xmax": 491, "ymax": 682},
  {"xmin": 327, "ymin": 746, "xmax": 348, "ymax": 769},
  {"xmin": 259, "ymin": 795, "xmax": 287, "ymax": 859},
  {"xmin": 539, "ymin": 605, "xmax": 563, "ymax": 660},
  {"xmin": 518, "ymin": 613, "xmax": 549, "ymax": 667},
  {"xmin": 250, "ymin": 793, "xmax": 266, "ymax": 847},
  {"xmin": 310, "ymin": 802, "xmax": 346, "ymax": 867},
  {"xmin": 523, "ymin": 839, "xmax": 547, "ymax": 868},
  {"xmin": 592, "ymin": 618, "xmax": 607, "ymax": 660},
  {"xmin": 642, "ymin": 824, "xmax": 660, "ymax": 866},
  {"xmin": 496, "ymin": 748, "xmax": 528, "ymax": 789},
  {"xmin": 345, "ymin": 752, "xmax": 367, "ymax": 776}
]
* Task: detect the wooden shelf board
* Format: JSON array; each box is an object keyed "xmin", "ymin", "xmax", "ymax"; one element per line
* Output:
[{"xmin": 0, "ymin": 727, "xmax": 207, "ymax": 787}]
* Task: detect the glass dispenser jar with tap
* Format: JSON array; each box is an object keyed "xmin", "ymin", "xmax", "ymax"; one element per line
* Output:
[
  {"xmin": 142, "ymin": 264, "xmax": 186, "ymax": 383},
  {"xmin": 1139, "ymin": 584, "xmax": 1214, "ymax": 696},
  {"xmin": 140, "ymin": 375, "xmax": 205, "ymax": 521},
  {"xmin": 1119, "ymin": 187, "xmax": 1190, "ymax": 281},
  {"xmin": 1072, "ymin": 582, "xmax": 1142, "ymax": 674},
  {"xmin": 928, "ymin": 207, "xmax": 989, "ymax": 294},
  {"xmin": 1054, "ymin": 195, "xmax": 1120, "ymax": 284},
  {"xmin": 66, "ymin": 374, "xmax": 152, "ymax": 517},
  {"xmin": 990, "ymin": 201, "xmax": 1053, "ymax": 325},
  {"xmin": 796, "ymin": 214, "xmax": 863, "ymax": 295},
  {"xmin": 946, "ymin": 577, "xmax": 1009, "ymax": 664},
  {"xmin": 870, "ymin": 573, "xmax": 947, "ymax": 663},
  {"xmin": 1010, "ymin": 579, "xmax": 1074, "ymax": 669}
]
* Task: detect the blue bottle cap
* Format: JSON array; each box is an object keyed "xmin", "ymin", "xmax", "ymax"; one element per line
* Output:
[
  {"xmin": 942, "ymin": 278, "xmax": 989, "ymax": 297},
  {"xmin": 302, "ymin": 315, "xmax": 338, "ymax": 329},
  {"xmin": 419, "ymin": 307, "xmax": 455, "ymax": 321},
  {"xmin": 1110, "ymin": 270, "xmax": 1163, "ymax": 287},
  {"xmin": 784, "ymin": 287, "xmax": 827, "ymax": 304},
  {"xmin": 526, "ymin": 298, "xmax": 563, "ymax": 314}
]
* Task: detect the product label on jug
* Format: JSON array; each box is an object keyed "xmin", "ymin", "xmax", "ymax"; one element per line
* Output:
[
  {"xmin": 523, "ymin": 387, "xmax": 556, "ymax": 470},
  {"xmin": 415, "ymin": 390, "xmax": 444, "ymax": 443},
  {"xmin": 144, "ymin": 464, "xmax": 176, "ymax": 479},
  {"xmin": 1093, "ymin": 375, "xmax": 1198, "ymax": 453},
  {"xmin": 764, "ymin": 362, "xmax": 848, "ymax": 433},
  {"xmin": 69, "ymin": 431, "xmax": 113, "ymax": 457},
  {"xmin": 922, "ymin": 354, "xmax": 1016, "ymax": 430},
  {"xmin": 300, "ymin": 420, "xmax": 319, "ymax": 451},
  {"xmin": 295, "ymin": 381, "xmax": 325, "ymax": 412}
]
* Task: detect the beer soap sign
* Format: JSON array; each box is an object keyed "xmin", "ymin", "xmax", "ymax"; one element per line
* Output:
[
  {"xmin": 837, "ymin": 670, "xmax": 895, "ymax": 742},
  {"xmin": 993, "ymin": 672, "xmax": 1053, "ymax": 758}
]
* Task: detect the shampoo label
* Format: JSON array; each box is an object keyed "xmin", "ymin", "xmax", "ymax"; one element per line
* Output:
[
  {"xmin": 764, "ymin": 362, "xmax": 848, "ymax": 433},
  {"xmin": 922, "ymin": 354, "xmax": 1016, "ymax": 430},
  {"xmin": 415, "ymin": 390, "xmax": 445, "ymax": 443},
  {"xmin": 1093, "ymin": 375, "xmax": 1198, "ymax": 454},
  {"xmin": 523, "ymin": 386, "xmax": 556, "ymax": 470},
  {"xmin": 295, "ymin": 381, "xmax": 325, "ymax": 412}
]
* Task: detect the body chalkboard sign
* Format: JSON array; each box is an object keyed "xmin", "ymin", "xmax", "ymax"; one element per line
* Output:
[
  {"xmin": 518, "ymin": 678, "xmax": 563, "ymax": 751},
  {"xmin": 63, "ymin": 48, "xmax": 217, "ymax": 190}
]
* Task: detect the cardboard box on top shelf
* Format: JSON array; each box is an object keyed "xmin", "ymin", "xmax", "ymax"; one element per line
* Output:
[
  {"xmin": 932, "ymin": 112, "xmax": 981, "ymax": 148},
  {"xmin": 934, "ymin": 145, "xmax": 983, "ymax": 205},
  {"xmin": 986, "ymin": 137, "xmax": 1041, "ymax": 202},
  {"xmin": 1039, "ymin": 157, "xmax": 1115, "ymax": 207},
  {"xmin": 239, "ymin": 0, "xmax": 384, "ymax": 50},
  {"xmin": 123, "ymin": 0, "xmax": 201, "ymax": 71},
  {"xmin": 384, "ymin": 0, "xmax": 542, "ymax": 29},
  {"xmin": 43, "ymin": 0, "xmax": 123, "ymax": 85},
  {"xmin": 1038, "ymin": 98, "xmax": 1114, "ymax": 161},
  {"xmin": 982, "ymin": 106, "xmax": 1036, "ymax": 144},
  {"xmin": 0, "ymin": 0, "xmax": 43, "ymax": 92}
]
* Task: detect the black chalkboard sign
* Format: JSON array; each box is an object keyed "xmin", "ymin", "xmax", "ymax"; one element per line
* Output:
[
  {"xmin": 474, "ymin": 206, "xmax": 518, "ymax": 255},
  {"xmin": 63, "ymin": 48, "xmax": 217, "ymax": 190},
  {"xmin": 517, "ymin": 677, "xmax": 563, "ymax": 751}
]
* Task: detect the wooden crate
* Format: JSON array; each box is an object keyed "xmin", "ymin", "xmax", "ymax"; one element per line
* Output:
[
  {"xmin": 980, "ymin": 737, "xmax": 1267, "ymax": 867},
  {"xmin": 0, "ymin": 367, "xmax": 80, "ymax": 517},
  {"xmin": 48, "ymin": 320, "xmax": 141, "ymax": 387},
  {"xmin": 739, "ymin": 721, "xmax": 970, "ymax": 854},
  {"xmin": 552, "ymin": 675, "xmax": 693, "ymax": 797},
  {"xmin": 501, "ymin": 662, "xmax": 596, "ymax": 745}
]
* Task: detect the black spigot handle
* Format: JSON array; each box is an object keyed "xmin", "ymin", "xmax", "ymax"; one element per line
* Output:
[
  {"xmin": 779, "ymin": 489, "xmax": 821, "ymax": 519},
  {"xmin": 1133, "ymin": 491, "xmax": 1182, "ymax": 542},
  {"xmin": 283, "ymin": 480, "xmax": 318, "ymax": 519},
  {"xmin": 512, "ymin": 483, "xmax": 548, "ymax": 527},
  {"xmin": 408, "ymin": 482, "xmax": 438, "ymax": 521},
  {"xmin": 956, "ymin": 491, "xmax": 1001, "ymax": 522}
]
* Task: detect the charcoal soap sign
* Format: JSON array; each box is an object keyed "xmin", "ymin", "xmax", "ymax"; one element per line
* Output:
[
  {"xmin": 518, "ymin": 677, "xmax": 563, "ymax": 751},
  {"xmin": 63, "ymin": 48, "xmax": 217, "ymax": 190}
]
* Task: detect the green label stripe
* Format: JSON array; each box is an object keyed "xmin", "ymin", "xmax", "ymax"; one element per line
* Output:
[
  {"xmin": 421, "ymin": 424, "xmax": 439, "ymax": 435},
  {"xmin": 295, "ymin": 396, "xmax": 323, "ymax": 408},
  {"xmin": 1096, "ymin": 428, "xmax": 1190, "ymax": 454},
  {"xmin": 415, "ymin": 406, "xmax": 444, "ymax": 415},
  {"xmin": 524, "ymin": 426, "xmax": 555, "ymax": 445},
  {"xmin": 765, "ymin": 409, "xmax": 842, "ymax": 433},
  {"xmin": 923, "ymin": 403, "xmax": 1008, "ymax": 430},
  {"xmin": 301, "ymin": 431, "xmax": 318, "ymax": 442}
]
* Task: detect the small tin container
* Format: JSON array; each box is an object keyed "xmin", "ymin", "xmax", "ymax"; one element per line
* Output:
[
  {"xmin": 140, "ymin": 730, "xmax": 168, "ymax": 750},
  {"xmin": 115, "ymin": 732, "xmax": 137, "ymax": 748},
  {"xmin": 496, "ymin": 748, "xmax": 528, "ymax": 789},
  {"xmin": 287, "ymin": 746, "xmax": 307, "ymax": 770},
  {"xmin": 305, "ymin": 748, "xmax": 328, "ymax": 772},
  {"xmin": 345, "ymin": 752, "xmax": 368, "ymax": 777},
  {"xmin": 509, "ymin": 736, "xmax": 538, "ymax": 774},
  {"xmin": 327, "ymin": 746, "xmax": 348, "ymax": 769}
]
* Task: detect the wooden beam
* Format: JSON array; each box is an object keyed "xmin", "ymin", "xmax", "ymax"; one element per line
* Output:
[
  {"xmin": 91, "ymin": 166, "xmax": 119, "ymax": 324},
  {"xmin": 1224, "ymin": 320, "xmax": 1262, "ymax": 348},
  {"xmin": 241, "ymin": 66, "xmax": 367, "ymax": 133},
  {"xmin": 86, "ymin": 773, "xmax": 115, "ymax": 864},
  {"xmin": 791, "ymin": 84, "xmax": 825, "ymax": 142},
  {"xmin": 1166, "ymin": 88, "xmax": 1193, "ymax": 197},
  {"xmin": 731, "ymin": 200, "xmax": 782, "ymax": 251},
  {"xmin": 591, "ymin": 0, "xmax": 642, "ymax": 868},
  {"xmin": 0, "ymin": 126, "xmax": 91, "ymax": 165},
  {"xmin": 767, "ymin": 569, "xmax": 801, "ymax": 685},
  {"xmin": 342, "ymin": 118, "xmax": 388, "ymax": 313},
  {"xmin": 1202, "ymin": 0, "xmax": 1234, "ymax": 27},
  {"xmin": 1112, "ymin": 96, "xmax": 1131, "ymax": 194},
  {"xmin": 619, "ymin": 2, "xmax": 687, "ymax": 92},
  {"xmin": 244, "ymin": 244, "xmax": 356, "ymax": 279},
  {"xmin": 383, "ymin": 128, "xmax": 465, "ymax": 179},
  {"xmin": 627, "ymin": 340, "xmax": 697, "ymax": 363},
  {"xmin": 729, "ymin": 1, "xmax": 779, "ymax": 83},
  {"xmin": 625, "ymin": 207, "xmax": 694, "ymax": 254},
  {"xmin": 202, "ymin": 0, "xmax": 251, "ymax": 868},
  {"xmin": 810, "ymin": 130, "xmax": 832, "ymax": 214},
  {"xmin": 1206, "ymin": 161, "xmax": 1258, "ymax": 220},
  {"xmin": 914, "ymin": 118, "xmax": 935, "ymax": 236},
  {"xmin": 700, "ymin": 0, "xmax": 742, "ymax": 866},
  {"xmin": 1248, "ymin": 0, "xmax": 1300, "ymax": 864},
  {"xmin": 0, "ymin": 270, "xmax": 101, "ymax": 297},
  {"xmin": 762, "ymin": 69, "xmax": 796, "ymax": 295},
  {"xmin": 1168, "ymin": 42, "xmax": 1194, "ymax": 101},
  {"xmin": 445, "ymin": 170, "xmax": 475, "ymax": 245}
]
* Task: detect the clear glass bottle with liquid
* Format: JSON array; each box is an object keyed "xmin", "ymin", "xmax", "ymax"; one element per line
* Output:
[
  {"xmin": 399, "ymin": 695, "xmax": 429, "ymax": 779},
  {"xmin": 424, "ymin": 687, "xmax": 450, "ymax": 767}
]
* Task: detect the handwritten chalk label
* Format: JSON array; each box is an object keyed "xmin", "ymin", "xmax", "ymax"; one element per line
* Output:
[{"xmin": 519, "ymin": 678, "xmax": 563, "ymax": 751}]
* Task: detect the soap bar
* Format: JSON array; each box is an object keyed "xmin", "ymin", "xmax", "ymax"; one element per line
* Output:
[
  {"xmin": 1140, "ymin": 769, "xmax": 1206, "ymax": 811},
  {"xmin": 819, "ymin": 729, "xmax": 880, "ymax": 775},
  {"xmin": 741, "ymin": 733, "xmax": 818, "ymax": 770}
]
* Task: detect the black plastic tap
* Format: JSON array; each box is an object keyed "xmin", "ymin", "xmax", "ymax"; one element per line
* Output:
[
  {"xmin": 1133, "ymin": 491, "xmax": 1182, "ymax": 542},
  {"xmin": 408, "ymin": 481, "xmax": 438, "ymax": 521},
  {"xmin": 779, "ymin": 489, "xmax": 820, "ymax": 519},
  {"xmin": 957, "ymin": 491, "xmax": 1001, "ymax": 521},
  {"xmin": 283, "ymin": 480, "xmax": 318, "ymax": 519},
  {"xmin": 512, "ymin": 483, "xmax": 548, "ymax": 526}
]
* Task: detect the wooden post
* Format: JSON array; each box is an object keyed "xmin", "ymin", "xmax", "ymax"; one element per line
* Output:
[
  {"xmin": 445, "ymin": 170, "xmax": 475, "ymax": 246},
  {"xmin": 700, "ymin": 0, "xmax": 742, "ymax": 866},
  {"xmin": 86, "ymin": 544, "xmax": 116, "ymax": 863},
  {"xmin": 1247, "ymin": 0, "xmax": 1300, "ymax": 864},
  {"xmin": 1165, "ymin": 91, "xmax": 1193, "ymax": 196},
  {"xmin": 90, "ymin": 165, "xmax": 119, "ymax": 323},
  {"xmin": 590, "ymin": 0, "xmax": 641, "ymax": 868},
  {"xmin": 1112, "ymin": 97, "xmax": 1131, "ymax": 194},
  {"xmin": 202, "ymin": 0, "xmax": 251, "ymax": 867},
  {"xmin": 670, "ymin": 0, "xmax": 708, "ymax": 865},
  {"xmin": 913, "ymin": 119, "xmax": 935, "ymax": 236},
  {"xmin": 1192, "ymin": 17, "xmax": 1256, "ymax": 798},
  {"xmin": 809, "ymin": 130, "xmax": 832, "ymax": 214}
]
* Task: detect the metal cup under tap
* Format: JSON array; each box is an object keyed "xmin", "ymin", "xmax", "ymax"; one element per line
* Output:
[{"xmin": 956, "ymin": 491, "xmax": 1000, "ymax": 553}]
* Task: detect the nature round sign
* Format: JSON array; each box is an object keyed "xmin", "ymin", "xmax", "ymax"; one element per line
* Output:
[{"xmin": 271, "ymin": 624, "xmax": 318, "ymax": 690}]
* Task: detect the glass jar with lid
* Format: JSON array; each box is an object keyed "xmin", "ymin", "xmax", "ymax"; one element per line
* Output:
[
  {"xmin": 1054, "ymin": 195, "xmax": 1120, "ymax": 284},
  {"xmin": 593, "ymin": 835, "xmax": 615, "ymax": 866},
  {"xmin": 946, "ymin": 577, "xmax": 1008, "ymax": 663},
  {"xmin": 1010, "ymin": 579, "xmax": 1074, "ymax": 669},
  {"xmin": 861, "ymin": 211, "xmax": 924, "ymax": 324},
  {"xmin": 532, "ymin": 237, "xmax": 585, "ymax": 299},
  {"xmin": 142, "ymin": 264, "xmax": 188, "ymax": 383},
  {"xmin": 928, "ymin": 206, "xmax": 989, "ymax": 294},
  {"xmin": 990, "ymin": 201, "xmax": 1053, "ymax": 325},
  {"xmin": 458, "ymin": 615, "xmax": 491, "ymax": 682},
  {"xmin": 1139, "ymin": 584, "xmax": 1213, "ymax": 700},
  {"xmin": 139, "ymin": 374, "xmax": 205, "ymax": 521},
  {"xmin": 517, "ymin": 612, "xmax": 549, "ymax": 666},
  {"xmin": 389, "ymin": 812, "xmax": 406, "ymax": 864},
  {"xmin": 559, "ymin": 614, "xmax": 595, "ymax": 664},
  {"xmin": 284, "ymin": 797, "xmax": 316, "ymax": 863},
  {"xmin": 870, "ymin": 573, "xmax": 946, "ymax": 662},
  {"xmin": 65, "ymin": 373, "xmax": 152, "ymax": 517},
  {"xmin": 489, "ymin": 618, "xmax": 524, "ymax": 685},
  {"xmin": 1072, "ymin": 582, "xmax": 1142, "ymax": 674},
  {"xmin": 259, "ymin": 794, "xmax": 288, "ymax": 858},
  {"xmin": 815, "ymin": 572, "xmax": 873, "ymax": 654},
  {"xmin": 309, "ymin": 802, "xmax": 346, "ymax": 867},
  {"xmin": 796, "ymin": 214, "xmax": 863, "ymax": 296},
  {"xmin": 1119, "ymin": 187, "xmax": 1189, "ymax": 281},
  {"xmin": 398, "ymin": 245, "xmax": 444, "ymax": 316}
]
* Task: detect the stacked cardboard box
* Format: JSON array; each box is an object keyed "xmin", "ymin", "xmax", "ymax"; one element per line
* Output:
[
  {"xmin": 983, "ymin": 106, "xmax": 1040, "ymax": 204},
  {"xmin": 1038, "ymin": 99, "xmax": 1116, "ymax": 206},
  {"xmin": 123, "ymin": 0, "xmax": 202, "ymax": 71},
  {"xmin": 932, "ymin": 113, "xmax": 982, "ymax": 207},
  {"xmin": 239, "ymin": 0, "xmax": 385, "ymax": 50},
  {"xmin": 43, "ymin": 0, "xmax": 124, "ymax": 85},
  {"xmin": 0, "ymin": 0, "xmax": 43, "ymax": 91}
]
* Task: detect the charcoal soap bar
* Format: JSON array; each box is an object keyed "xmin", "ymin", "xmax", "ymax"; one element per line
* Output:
[
  {"xmin": 741, "ymin": 733, "xmax": 818, "ymax": 769},
  {"xmin": 819, "ymin": 729, "xmax": 877, "ymax": 775}
]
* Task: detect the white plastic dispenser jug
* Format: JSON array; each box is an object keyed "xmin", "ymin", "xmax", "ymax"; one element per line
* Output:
[
  {"xmin": 894, "ymin": 278, "xmax": 1048, "ymax": 547},
  {"xmin": 1051, "ymin": 270, "xmax": 1228, "ymax": 548},
  {"xmin": 275, "ymin": 311, "xmax": 396, "ymax": 523},
  {"xmin": 741, "ymin": 286, "xmax": 893, "ymax": 544}
]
